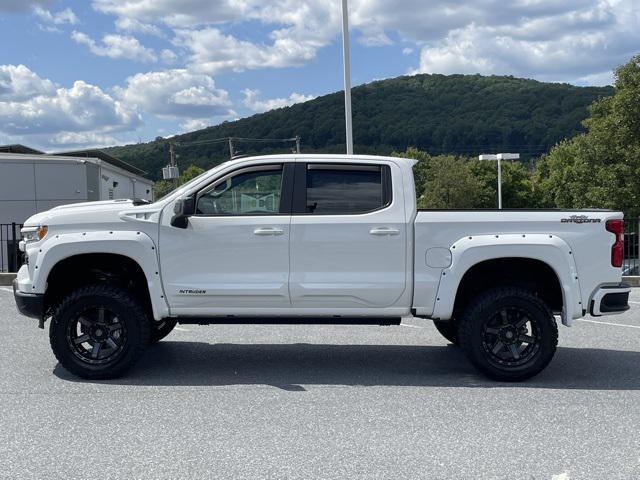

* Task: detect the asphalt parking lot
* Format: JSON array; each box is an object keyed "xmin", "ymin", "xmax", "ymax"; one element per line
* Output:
[{"xmin": 1, "ymin": 286, "xmax": 640, "ymax": 479}]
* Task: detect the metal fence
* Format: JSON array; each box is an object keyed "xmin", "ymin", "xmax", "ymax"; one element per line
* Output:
[
  {"xmin": 0, "ymin": 223, "xmax": 23, "ymax": 273},
  {"xmin": 624, "ymin": 217, "xmax": 640, "ymax": 276}
]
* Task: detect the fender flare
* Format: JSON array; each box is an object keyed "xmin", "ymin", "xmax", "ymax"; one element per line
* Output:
[
  {"xmin": 30, "ymin": 230, "xmax": 169, "ymax": 320},
  {"xmin": 432, "ymin": 233, "xmax": 582, "ymax": 326}
]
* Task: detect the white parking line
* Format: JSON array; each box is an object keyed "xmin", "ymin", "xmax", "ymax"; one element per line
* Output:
[
  {"xmin": 577, "ymin": 318, "xmax": 640, "ymax": 329},
  {"xmin": 629, "ymin": 301, "xmax": 640, "ymax": 305}
]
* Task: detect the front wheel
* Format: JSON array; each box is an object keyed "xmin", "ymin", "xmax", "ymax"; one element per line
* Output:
[
  {"xmin": 458, "ymin": 287, "xmax": 558, "ymax": 381},
  {"xmin": 49, "ymin": 284, "xmax": 151, "ymax": 379}
]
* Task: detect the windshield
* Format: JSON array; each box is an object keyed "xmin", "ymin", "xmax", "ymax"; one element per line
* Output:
[{"xmin": 155, "ymin": 161, "xmax": 232, "ymax": 204}]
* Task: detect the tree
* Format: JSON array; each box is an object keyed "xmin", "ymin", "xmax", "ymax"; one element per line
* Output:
[
  {"xmin": 399, "ymin": 148, "xmax": 483, "ymax": 209},
  {"xmin": 535, "ymin": 55, "xmax": 640, "ymax": 215}
]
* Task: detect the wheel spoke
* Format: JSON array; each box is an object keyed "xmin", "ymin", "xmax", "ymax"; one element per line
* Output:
[
  {"xmin": 73, "ymin": 334, "xmax": 90, "ymax": 345},
  {"xmin": 90, "ymin": 342, "xmax": 102, "ymax": 359},
  {"xmin": 509, "ymin": 344, "xmax": 520, "ymax": 360},
  {"xmin": 519, "ymin": 334, "xmax": 535, "ymax": 343},
  {"xmin": 515, "ymin": 316, "xmax": 529, "ymax": 328},
  {"xmin": 97, "ymin": 307, "xmax": 105, "ymax": 323},
  {"xmin": 500, "ymin": 310, "xmax": 508, "ymax": 324},
  {"xmin": 106, "ymin": 338, "xmax": 118, "ymax": 349},
  {"xmin": 491, "ymin": 340, "xmax": 505, "ymax": 355},
  {"xmin": 107, "ymin": 323, "xmax": 122, "ymax": 332},
  {"xmin": 78, "ymin": 316, "xmax": 93, "ymax": 327},
  {"xmin": 485, "ymin": 327, "xmax": 500, "ymax": 335}
]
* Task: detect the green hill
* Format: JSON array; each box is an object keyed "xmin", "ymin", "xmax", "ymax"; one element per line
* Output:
[{"xmin": 107, "ymin": 74, "xmax": 613, "ymax": 180}]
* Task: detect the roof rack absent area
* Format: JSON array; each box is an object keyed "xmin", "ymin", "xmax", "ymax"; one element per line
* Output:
[
  {"xmin": 0, "ymin": 144, "xmax": 44, "ymax": 155},
  {"xmin": 52, "ymin": 149, "xmax": 146, "ymax": 176}
]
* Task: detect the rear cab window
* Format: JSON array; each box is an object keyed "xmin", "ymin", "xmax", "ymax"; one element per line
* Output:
[{"xmin": 300, "ymin": 163, "xmax": 392, "ymax": 215}]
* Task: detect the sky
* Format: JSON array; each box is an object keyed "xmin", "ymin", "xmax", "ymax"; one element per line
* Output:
[{"xmin": 0, "ymin": 0, "xmax": 637, "ymax": 151}]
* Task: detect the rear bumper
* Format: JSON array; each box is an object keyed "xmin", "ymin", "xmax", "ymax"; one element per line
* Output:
[
  {"xmin": 590, "ymin": 283, "xmax": 631, "ymax": 316},
  {"xmin": 13, "ymin": 280, "xmax": 44, "ymax": 320}
]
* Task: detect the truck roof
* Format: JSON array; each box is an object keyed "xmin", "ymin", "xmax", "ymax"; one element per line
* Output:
[{"xmin": 227, "ymin": 153, "xmax": 417, "ymax": 166}]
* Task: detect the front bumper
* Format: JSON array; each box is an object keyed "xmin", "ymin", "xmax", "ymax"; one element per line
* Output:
[
  {"xmin": 590, "ymin": 283, "xmax": 631, "ymax": 316},
  {"xmin": 13, "ymin": 280, "xmax": 44, "ymax": 320}
]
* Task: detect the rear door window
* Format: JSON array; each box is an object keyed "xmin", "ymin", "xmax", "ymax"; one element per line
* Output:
[{"xmin": 305, "ymin": 164, "xmax": 390, "ymax": 214}]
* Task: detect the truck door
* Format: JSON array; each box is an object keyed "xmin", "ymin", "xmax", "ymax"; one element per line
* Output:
[
  {"xmin": 289, "ymin": 161, "xmax": 407, "ymax": 308},
  {"xmin": 159, "ymin": 163, "xmax": 293, "ymax": 314}
]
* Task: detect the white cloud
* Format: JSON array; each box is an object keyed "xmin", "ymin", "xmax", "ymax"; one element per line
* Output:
[
  {"xmin": 92, "ymin": 0, "xmax": 253, "ymax": 27},
  {"xmin": 49, "ymin": 131, "xmax": 121, "ymax": 148},
  {"xmin": 115, "ymin": 69, "xmax": 233, "ymax": 120},
  {"xmin": 402, "ymin": 47, "xmax": 413, "ymax": 56},
  {"xmin": 242, "ymin": 89, "xmax": 315, "ymax": 113},
  {"xmin": 34, "ymin": 6, "xmax": 78, "ymax": 25},
  {"xmin": 0, "ymin": 67, "xmax": 140, "ymax": 137},
  {"xmin": 180, "ymin": 118, "xmax": 211, "ymax": 131},
  {"xmin": 115, "ymin": 17, "xmax": 163, "ymax": 37},
  {"xmin": 160, "ymin": 49, "xmax": 178, "ymax": 64},
  {"xmin": 174, "ymin": 26, "xmax": 321, "ymax": 75},
  {"xmin": 0, "ymin": 64, "xmax": 56, "ymax": 101},
  {"xmin": 413, "ymin": 4, "xmax": 638, "ymax": 84},
  {"xmin": 72, "ymin": 31, "xmax": 157, "ymax": 63}
]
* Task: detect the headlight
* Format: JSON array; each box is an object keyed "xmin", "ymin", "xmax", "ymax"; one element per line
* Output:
[{"xmin": 21, "ymin": 225, "xmax": 48, "ymax": 243}]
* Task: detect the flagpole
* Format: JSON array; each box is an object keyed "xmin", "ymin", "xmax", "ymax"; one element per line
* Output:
[{"xmin": 341, "ymin": 0, "xmax": 354, "ymax": 155}]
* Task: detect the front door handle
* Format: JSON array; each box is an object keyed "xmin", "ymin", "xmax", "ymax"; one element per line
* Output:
[
  {"xmin": 369, "ymin": 227, "xmax": 400, "ymax": 236},
  {"xmin": 254, "ymin": 227, "xmax": 284, "ymax": 236}
]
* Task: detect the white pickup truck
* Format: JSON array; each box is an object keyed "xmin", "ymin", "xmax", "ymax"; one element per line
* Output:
[{"xmin": 13, "ymin": 154, "xmax": 630, "ymax": 381}]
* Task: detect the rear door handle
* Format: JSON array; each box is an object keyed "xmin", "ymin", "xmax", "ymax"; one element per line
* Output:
[
  {"xmin": 369, "ymin": 227, "xmax": 400, "ymax": 236},
  {"xmin": 254, "ymin": 227, "xmax": 284, "ymax": 236}
]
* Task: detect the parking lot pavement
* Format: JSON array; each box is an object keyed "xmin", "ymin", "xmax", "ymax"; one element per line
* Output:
[{"xmin": 1, "ymin": 286, "xmax": 640, "ymax": 479}]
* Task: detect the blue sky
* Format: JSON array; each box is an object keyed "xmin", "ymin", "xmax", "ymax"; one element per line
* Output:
[{"xmin": 0, "ymin": 0, "xmax": 637, "ymax": 151}]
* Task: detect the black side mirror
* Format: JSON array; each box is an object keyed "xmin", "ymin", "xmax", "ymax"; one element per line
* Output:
[{"xmin": 171, "ymin": 194, "xmax": 196, "ymax": 228}]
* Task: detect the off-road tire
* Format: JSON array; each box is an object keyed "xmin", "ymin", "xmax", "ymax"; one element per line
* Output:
[
  {"xmin": 458, "ymin": 287, "xmax": 558, "ymax": 381},
  {"xmin": 151, "ymin": 318, "xmax": 178, "ymax": 343},
  {"xmin": 49, "ymin": 284, "xmax": 151, "ymax": 379},
  {"xmin": 433, "ymin": 320, "xmax": 459, "ymax": 345}
]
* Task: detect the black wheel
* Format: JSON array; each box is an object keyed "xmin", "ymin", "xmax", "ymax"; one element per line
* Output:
[
  {"xmin": 151, "ymin": 318, "xmax": 178, "ymax": 343},
  {"xmin": 433, "ymin": 320, "xmax": 459, "ymax": 345},
  {"xmin": 458, "ymin": 287, "xmax": 558, "ymax": 381},
  {"xmin": 49, "ymin": 284, "xmax": 151, "ymax": 379}
]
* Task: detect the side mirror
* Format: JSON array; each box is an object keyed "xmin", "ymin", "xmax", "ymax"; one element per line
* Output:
[{"xmin": 171, "ymin": 194, "xmax": 196, "ymax": 228}]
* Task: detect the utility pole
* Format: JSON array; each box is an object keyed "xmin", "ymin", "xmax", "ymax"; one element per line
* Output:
[
  {"xmin": 295, "ymin": 135, "xmax": 301, "ymax": 154},
  {"xmin": 478, "ymin": 153, "xmax": 520, "ymax": 209},
  {"xmin": 228, "ymin": 137, "xmax": 235, "ymax": 159},
  {"xmin": 341, "ymin": 0, "xmax": 354, "ymax": 155},
  {"xmin": 168, "ymin": 142, "xmax": 178, "ymax": 188}
]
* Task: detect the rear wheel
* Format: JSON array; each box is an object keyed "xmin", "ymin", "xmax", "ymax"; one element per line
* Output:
[
  {"xmin": 49, "ymin": 284, "xmax": 151, "ymax": 379},
  {"xmin": 458, "ymin": 287, "xmax": 558, "ymax": 381},
  {"xmin": 151, "ymin": 318, "xmax": 178, "ymax": 343},
  {"xmin": 433, "ymin": 320, "xmax": 459, "ymax": 345}
]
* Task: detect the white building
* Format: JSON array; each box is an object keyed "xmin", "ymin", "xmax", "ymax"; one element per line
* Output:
[{"xmin": 0, "ymin": 145, "xmax": 153, "ymax": 225}]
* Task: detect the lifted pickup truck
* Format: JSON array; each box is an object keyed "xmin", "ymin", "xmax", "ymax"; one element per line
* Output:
[{"xmin": 14, "ymin": 154, "xmax": 630, "ymax": 381}]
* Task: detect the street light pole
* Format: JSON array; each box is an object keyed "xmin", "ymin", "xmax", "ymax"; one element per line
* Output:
[
  {"xmin": 478, "ymin": 153, "xmax": 520, "ymax": 209},
  {"xmin": 341, "ymin": 0, "xmax": 354, "ymax": 155},
  {"xmin": 497, "ymin": 156, "xmax": 502, "ymax": 210}
]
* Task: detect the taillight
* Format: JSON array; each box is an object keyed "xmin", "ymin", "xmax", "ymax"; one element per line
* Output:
[{"xmin": 606, "ymin": 219, "xmax": 624, "ymax": 268}]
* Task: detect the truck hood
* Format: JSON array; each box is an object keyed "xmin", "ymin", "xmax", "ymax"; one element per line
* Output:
[{"xmin": 23, "ymin": 199, "xmax": 157, "ymax": 227}]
